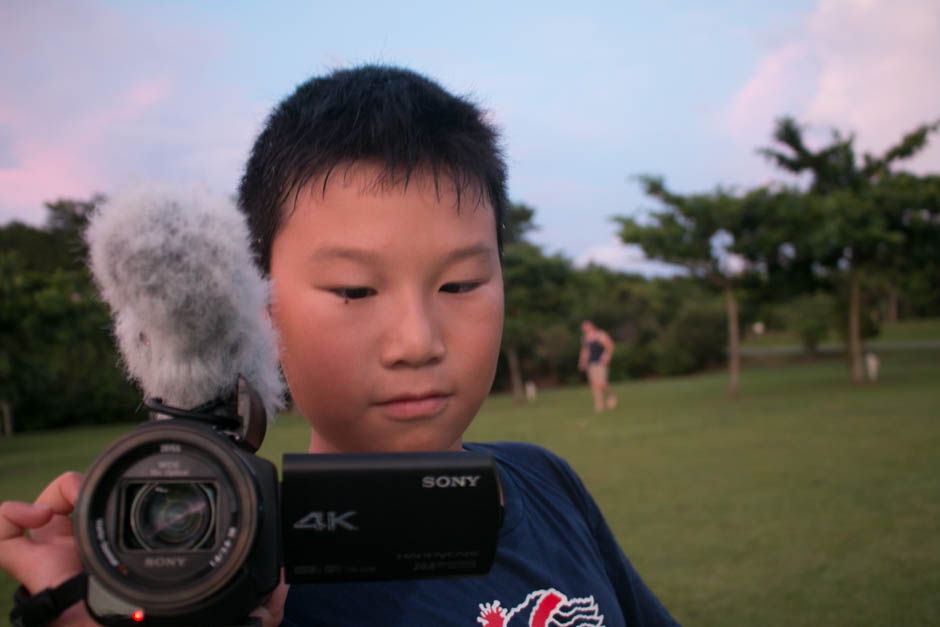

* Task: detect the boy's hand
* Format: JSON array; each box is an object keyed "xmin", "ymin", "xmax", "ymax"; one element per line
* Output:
[
  {"xmin": 250, "ymin": 571, "xmax": 290, "ymax": 627},
  {"xmin": 0, "ymin": 471, "xmax": 97, "ymax": 626}
]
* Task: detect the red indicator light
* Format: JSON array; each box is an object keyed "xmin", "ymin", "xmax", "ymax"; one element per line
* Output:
[{"xmin": 132, "ymin": 609, "xmax": 145, "ymax": 622}]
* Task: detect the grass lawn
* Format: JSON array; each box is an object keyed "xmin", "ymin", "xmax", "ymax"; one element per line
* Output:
[
  {"xmin": 741, "ymin": 315, "xmax": 940, "ymax": 348},
  {"xmin": 2, "ymin": 351, "xmax": 938, "ymax": 625}
]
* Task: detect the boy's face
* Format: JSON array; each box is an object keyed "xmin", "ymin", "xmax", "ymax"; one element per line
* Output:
[{"xmin": 268, "ymin": 165, "xmax": 504, "ymax": 454}]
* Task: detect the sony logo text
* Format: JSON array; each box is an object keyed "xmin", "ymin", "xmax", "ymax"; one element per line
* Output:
[
  {"xmin": 144, "ymin": 556, "xmax": 187, "ymax": 568},
  {"xmin": 422, "ymin": 475, "xmax": 481, "ymax": 488}
]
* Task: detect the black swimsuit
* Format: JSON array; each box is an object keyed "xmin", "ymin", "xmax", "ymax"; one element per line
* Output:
[{"xmin": 586, "ymin": 339, "xmax": 605, "ymax": 364}]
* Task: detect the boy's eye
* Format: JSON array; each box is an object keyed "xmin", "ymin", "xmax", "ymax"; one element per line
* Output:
[
  {"xmin": 440, "ymin": 282, "xmax": 480, "ymax": 294},
  {"xmin": 331, "ymin": 287, "xmax": 376, "ymax": 300}
]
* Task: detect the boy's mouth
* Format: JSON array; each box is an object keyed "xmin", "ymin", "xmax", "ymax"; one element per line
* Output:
[{"xmin": 374, "ymin": 392, "xmax": 451, "ymax": 420}]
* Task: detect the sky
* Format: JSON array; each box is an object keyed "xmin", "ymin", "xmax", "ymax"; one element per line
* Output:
[{"xmin": 2, "ymin": 0, "xmax": 938, "ymax": 275}]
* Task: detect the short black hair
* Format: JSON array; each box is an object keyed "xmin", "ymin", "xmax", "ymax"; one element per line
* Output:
[{"xmin": 238, "ymin": 64, "xmax": 508, "ymax": 272}]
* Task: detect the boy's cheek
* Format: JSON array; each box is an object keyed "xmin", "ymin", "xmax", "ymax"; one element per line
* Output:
[
  {"xmin": 283, "ymin": 364, "xmax": 360, "ymax": 435},
  {"xmin": 477, "ymin": 286, "xmax": 505, "ymax": 338}
]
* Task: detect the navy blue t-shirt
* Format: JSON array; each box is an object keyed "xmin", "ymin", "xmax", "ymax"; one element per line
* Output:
[{"xmin": 282, "ymin": 441, "xmax": 679, "ymax": 626}]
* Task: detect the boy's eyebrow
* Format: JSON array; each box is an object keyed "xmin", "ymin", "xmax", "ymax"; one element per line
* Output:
[
  {"xmin": 309, "ymin": 243, "xmax": 496, "ymax": 265},
  {"xmin": 442, "ymin": 243, "xmax": 498, "ymax": 264},
  {"xmin": 309, "ymin": 246, "xmax": 381, "ymax": 265}
]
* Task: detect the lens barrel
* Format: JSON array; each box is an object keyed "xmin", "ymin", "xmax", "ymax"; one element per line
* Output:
[{"xmin": 74, "ymin": 419, "xmax": 279, "ymax": 626}]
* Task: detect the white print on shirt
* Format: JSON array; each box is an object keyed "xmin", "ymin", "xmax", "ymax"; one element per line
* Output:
[{"xmin": 477, "ymin": 588, "xmax": 605, "ymax": 627}]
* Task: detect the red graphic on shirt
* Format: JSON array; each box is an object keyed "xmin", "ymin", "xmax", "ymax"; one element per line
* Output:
[{"xmin": 477, "ymin": 588, "xmax": 605, "ymax": 627}]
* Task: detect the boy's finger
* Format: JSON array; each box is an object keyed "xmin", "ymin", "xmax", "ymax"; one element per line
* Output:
[
  {"xmin": 0, "ymin": 536, "xmax": 33, "ymax": 580},
  {"xmin": 0, "ymin": 501, "xmax": 54, "ymax": 539},
  {"xmin": 34, "ymin": 472, "xmax": 83, "ymax": 515},
  {"xmin": 0, "ymin": 502, "xmax": 52, "ymax": 576},
  {"xmin": 30, "ymin": 472, "xmax": 83, "ymax": 542},
  {"xmin": 250, "ymin": 571, "xmax": 289, "ymax": 627},
  {"xmin": 35, "ymin": 511, "xmax": 78, "ymax": 541}
]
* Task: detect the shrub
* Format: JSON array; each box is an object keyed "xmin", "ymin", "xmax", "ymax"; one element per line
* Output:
[
  {"xmin": 783, "ymin": 292, "xmax": 834, "ymax": 354},
  {"xmin": 655, "ymin": 300, "xmax": 727, "ymax": 375}
]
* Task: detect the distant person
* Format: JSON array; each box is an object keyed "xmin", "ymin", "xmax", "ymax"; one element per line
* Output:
[{"xmin": 578, "ymin": 320, "xmax": 618, "ymax": 412}]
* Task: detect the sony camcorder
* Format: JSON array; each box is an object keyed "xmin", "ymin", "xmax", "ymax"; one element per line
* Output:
[{"xmin": 73, "ymin": 380, "xmax": 503, "ymax": 627}]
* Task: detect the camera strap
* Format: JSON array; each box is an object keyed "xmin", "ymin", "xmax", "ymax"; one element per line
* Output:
[{"xmin": 9, "ymin": 573, "xmax": 87, "ymax": 627}]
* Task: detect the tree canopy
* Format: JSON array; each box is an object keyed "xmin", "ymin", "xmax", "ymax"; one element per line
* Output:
[{"xmin": 756, "ymin": 117, "xmax": 940, "ymax": 382}]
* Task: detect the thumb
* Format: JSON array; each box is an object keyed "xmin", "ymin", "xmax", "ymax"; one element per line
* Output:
[{"xmin": 250, "ymin": 570, "xmax": 289, "ymax": 627}]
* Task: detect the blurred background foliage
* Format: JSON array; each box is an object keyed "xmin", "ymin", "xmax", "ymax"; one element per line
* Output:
[{"xmin": 1, "ymin": 117, "xmax": 939, "ymax": 433}]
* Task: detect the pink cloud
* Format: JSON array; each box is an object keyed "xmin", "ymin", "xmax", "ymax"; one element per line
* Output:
[
  {"xmin": 724, "ymin": 0, "xmax": 940, "ymax": 175},
  {"xmin": 0, "ymin": 2, "xmax": 256, "ymax": 225},
  {"xmin": 0, "ymin": 77, "xmax": 171, "ymax": 223},
  {"xmin": 125, "ymin": 81, "xmax": 170, "ymax": 110},
  {"xmin": 0, "ymin": 143, "xmax": 100, "ymax": 223},
  {"xmin": 726, "ymin": 42, "xmax": 816, "ymax": 141}
]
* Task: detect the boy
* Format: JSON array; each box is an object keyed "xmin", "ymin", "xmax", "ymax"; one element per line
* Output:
[{"xmin": 0, "ymin": 65, "xmax": 679, "ymax": 626}]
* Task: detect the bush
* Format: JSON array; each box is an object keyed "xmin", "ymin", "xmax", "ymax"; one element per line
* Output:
[
  {"xmin": 655, "ymin": 300, "xmax": 727, "ymax": 375},
  {"xmin": 1, "ymin": 267, "xmax": 139, "ymax": 432},
  {"xmin": 610, "ymin": 342, "xmax": 658, "ymax": 380},
  {"xmin": 783, "ymin": 292, "xmax": 834, "ymax": 353}
]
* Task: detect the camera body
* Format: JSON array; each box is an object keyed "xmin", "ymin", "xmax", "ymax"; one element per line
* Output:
[
  {"xmin": 74, "ymin": 404, "xmax": 503, "ymax": 626},
  {"xmin": 281, "ymin": 450, "xmax": 502, "ymax": 584}
]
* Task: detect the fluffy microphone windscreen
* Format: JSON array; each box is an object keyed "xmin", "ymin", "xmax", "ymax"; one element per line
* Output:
[{"xmin": 85, "ymin": 184, "xmax": 285, "ymax": 419}]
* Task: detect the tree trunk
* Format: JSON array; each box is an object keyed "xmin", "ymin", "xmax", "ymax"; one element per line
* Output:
[
  {"xmin": 848, "ymin": 270, "xmax": 865, "ymax": 384},
  {"xmin": 506, "ymin": 346, "xmax": 525, "ymax": 403},
  {"xmin": 1, "ymin": 401, "xmax": 11, "ymax": 437},
  {"xmin": 887, "ymin": 286, "xmax": 899, "ymax": 324},
  {"xmin": 724, "ymin": 280, "xmax": 740, "ymax": 398}
]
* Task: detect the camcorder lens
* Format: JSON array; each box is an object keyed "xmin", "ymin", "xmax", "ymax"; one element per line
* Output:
[
  {"xmin": 75, "ymin": 420, "xmax": 280, "ymax": 626},
  {"xmin": 130, "ymin": 483, "xmax": 216, "ymax": 550}
]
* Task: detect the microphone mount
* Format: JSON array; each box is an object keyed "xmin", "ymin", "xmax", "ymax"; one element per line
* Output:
[{"xmin": 143, "ymin": 376, "xmax": 268, "ymax": 452}]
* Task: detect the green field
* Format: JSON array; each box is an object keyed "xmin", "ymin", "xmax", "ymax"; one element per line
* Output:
[
  {"xmin": 2, "ymin": 351, "xmax": 939, "ymax": 625},
  {"xmin": 741, "ymin": 316, "xmax": 940, "ymax": 348}
]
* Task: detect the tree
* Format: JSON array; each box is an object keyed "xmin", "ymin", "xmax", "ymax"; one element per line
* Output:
[
  {"xmin": 0, "ymin": 195, "xmax": 139, "ymax": 433},
  {"xmin": 615, "ymin": 176, "xmax": 748, "ymax": 397},
  {"xmin": 0, "ymin": 196, "xmax": 104, "ymax": 276},
  {"xmin": 500, "ymin": 241, "xmax": 574, "ymax": 401},
  {"xmin": 890, "ymin": 173, "xmax": 940, "ymax": 317},
  {"xmin": 759, "ymin": 117, "xmax": 940, "ymax": 383},
  {"xmin": 0, "ymin": 254, "xmax": 138, "ymax": 433},
  {"xmin": 502, "ymin": 202, "xmax": 538, "ymax": 247},
  {"xmin": 499, "ymin": 201, "xmax": 580, "ymax": 399}
]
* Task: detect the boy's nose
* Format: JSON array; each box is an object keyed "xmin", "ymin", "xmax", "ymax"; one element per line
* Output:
[{"xmin": 379, "ymin": 293, "xmax": 445, "ymax": 368}]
